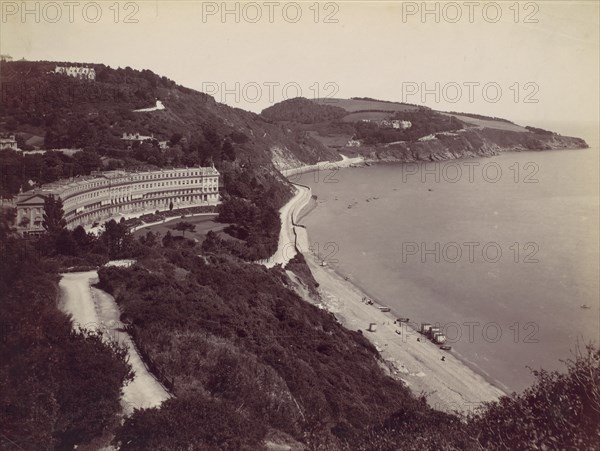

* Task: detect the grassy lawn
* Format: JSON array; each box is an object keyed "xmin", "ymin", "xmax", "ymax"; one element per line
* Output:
[{"xmin": 132, "ymin": 214, "xmax": 229, "ymax": 242}]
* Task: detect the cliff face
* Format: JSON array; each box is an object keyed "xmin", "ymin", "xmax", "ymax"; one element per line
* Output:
[
  {"xmin": 361, "ymin": 128, "xmax": 589, "ymax": 163},
  {"xmin": 261, "ymin": 97, "xmax": 589, "ymax": 167}
]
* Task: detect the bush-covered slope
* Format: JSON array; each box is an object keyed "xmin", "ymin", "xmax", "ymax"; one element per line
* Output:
[
  {"xmin": 261, "ymin": 97, "xmax": 347, "ymax": 124},
  {"xmin": 97, "ymin": 250, "xmax": 470, "ymax": 449},
  {"xmin": 0, "ymin": 60, "xmax": 340, "ymax": 168}
]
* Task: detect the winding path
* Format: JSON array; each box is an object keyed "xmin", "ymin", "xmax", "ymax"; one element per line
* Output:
[
  {"xmin": 133, "ymin": 100, "xmax": 165, "ymax": 112},
  {"xmin": 59, "ymin": 267, "xmax": 171, "ymax": 415}
]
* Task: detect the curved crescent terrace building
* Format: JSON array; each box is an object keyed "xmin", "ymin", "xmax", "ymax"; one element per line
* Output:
[{"xmin": 16, "ymin": 166, "xmax": 220, "ymax": 236}]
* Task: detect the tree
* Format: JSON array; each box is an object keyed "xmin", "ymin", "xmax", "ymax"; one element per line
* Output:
[
  {"xmin": 100, "ymin": 219, "xmax": 135, "ymax": 258},
  {"xmin": 169, "ymin": 132, "xmax": 183, "ymax": 146},
  {"xmin": 55, "ymin": 228, "xmax": 78, "ymax": 255},
  {"xmin": 174, "ymin": 221, "xmax": 195, "ymax": 237},
  {"xmin": 222, "ymin": 141, "xmax": 236, "ymax": 162},
  {"xmin": 201, "ymin": 230, "xmax": 222, "ymax": 254},
  {"xmin": 162, "ymin": 230, "xmax": 174, "ymax": 247},
  {"xmin": 0, "ymin": 208, "xmax": 17, "ymax": 241},
  {"xmin": 42, "ymin": 195, "xmax": 67, "ymax": 234},
  {"xmin": 73, "ymin": 150, "xmax": 102, "ymax": 173},
  {"xmin": 469, "ymin": 344, "xmax": 600, "ymax": 449},
  {"xmin": 72, "ymin": 225, "xmax": 92, "ymax": 249},
  {"xmin": 140, "ymin": 230, "xmax": 159, "ymax": 247},
  {"xmin": 18, "ymin": 216, "xmax": 30, "ymax": 229}
]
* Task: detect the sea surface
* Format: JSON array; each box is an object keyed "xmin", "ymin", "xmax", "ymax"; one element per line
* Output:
[{"xmin": 298, "ymin": 125, "xmax": 599, "ymax": 392}]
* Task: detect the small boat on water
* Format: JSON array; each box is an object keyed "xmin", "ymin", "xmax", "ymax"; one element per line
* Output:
[
  {"xmin": 580, "ymin": 304, "xmax": 591, "ymax": 309},
  {"xmin": 396, "ymin": 317, "xmax": 410, "ymax": 323}
]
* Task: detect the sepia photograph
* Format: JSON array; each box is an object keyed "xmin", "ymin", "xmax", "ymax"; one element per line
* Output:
[{"xmin": 0, "ymin": 1, "xmax": 599, "ymax": 449}]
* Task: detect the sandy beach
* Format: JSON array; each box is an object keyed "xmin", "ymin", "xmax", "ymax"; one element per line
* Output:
[{"xmin": 272, "ymin": 158, "xmax": 506, "ymax": 414}]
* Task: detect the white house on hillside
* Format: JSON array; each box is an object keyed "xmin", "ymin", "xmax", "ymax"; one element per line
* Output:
[
  {"xmin": 0, "ymin": 135, "xmax": 19, "ymax": 152},
  {"xmin": 55, "ymin": 65, "xmax": 96, "ymax": 81}
]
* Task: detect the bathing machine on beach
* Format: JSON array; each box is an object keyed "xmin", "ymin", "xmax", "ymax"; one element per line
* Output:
[
  {"xmin": 433, "ymin": 333, "xmax": 447, "ymax": 344},
  {"xmin": 420, "ymin": 323, "xmax": 447, "ymax": 344}
]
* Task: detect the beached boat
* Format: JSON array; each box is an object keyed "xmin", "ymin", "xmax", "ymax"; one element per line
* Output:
[
  {"xmin": 440, "ymin": 345, "xmax": 452, "ymax": 351},
  {"xmin": 397, "ymin": 317, "xmax": 410, "ymax": 323}
]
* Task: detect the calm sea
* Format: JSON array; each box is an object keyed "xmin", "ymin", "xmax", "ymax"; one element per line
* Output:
[{"xmin": 298, "ymin": 125, "xmax": 599, "ymax": 392}]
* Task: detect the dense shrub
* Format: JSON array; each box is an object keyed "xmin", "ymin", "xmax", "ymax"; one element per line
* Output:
[
  {"xmin": 261, "ymin": 97, "xmax": 347, "ymax": 124},
  {"xmin": 468, "ymin": 345, "xmax": 600, "ymax": 449},
  {"xmin": 0, "ymin": 228, "xmax": 132, "ymax": 450},
  {"xmin": 115, "ymin": 395, "xmax": 266, "ymax": 450},
  {"xmin": 98, "ymin": 252, "xmax": 460, "ymax": 449}
]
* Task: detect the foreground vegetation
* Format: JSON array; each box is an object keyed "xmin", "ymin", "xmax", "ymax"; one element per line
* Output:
[
  {"xmin": 1, "ymin": 196, "xmax": 599, "ymax": 449},
  {"xmin": 98, "ymin": 245, "xmax": 468, "ymax": 449},
  {"xmin": 0, "ymin": 210, "xmax": 133, "ymax": 450}
]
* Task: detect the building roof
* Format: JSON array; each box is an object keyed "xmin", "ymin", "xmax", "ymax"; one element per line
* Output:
[
  {"xmin": 16, "ymin": 194, "xmax": 47, "ymax": 205},
  {"xmin": 16, "ymin": 166, "xmax": 219, "ymax": 204}
]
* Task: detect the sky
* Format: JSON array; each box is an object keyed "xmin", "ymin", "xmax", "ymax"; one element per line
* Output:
[{"xmin": 1, "ymin": 1, "xmax": 599, "ymax": 135}]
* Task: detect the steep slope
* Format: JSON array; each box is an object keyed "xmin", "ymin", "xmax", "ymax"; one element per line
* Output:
[
  {"xmin": 0, "ymin": 61, "xmax": 340, "ymax": 169},
  {"xmin": 260, "ymin": 97, "xmax": 588, "ymax": 162}
]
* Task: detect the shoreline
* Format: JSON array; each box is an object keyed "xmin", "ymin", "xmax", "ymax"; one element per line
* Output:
[
  {"xmin": 274, "ymin": 156, "xmax": 507, "ymax": 413},
  {"xmin": 305, "ymin": 253, "xmax": 511, "ymax": 396},
  {"xmin": 293, "ymin": 214, "xmax": 507, "ymax": 413},
  {"xmin": 260, "ymin": 155, "xmax": 364, "ymax": 268}
]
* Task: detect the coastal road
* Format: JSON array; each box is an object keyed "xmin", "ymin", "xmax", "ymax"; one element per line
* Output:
[
  {"xmin": 263, "ymin": 155, "xmax": 365, "ymax": 268},
  {"xmin": 59, "ymin": 268, "xmax": 171, "ymax": 415},
  {"xmin": 263, "ymin": 183, "xmax": 312, "ymax": 268}
]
